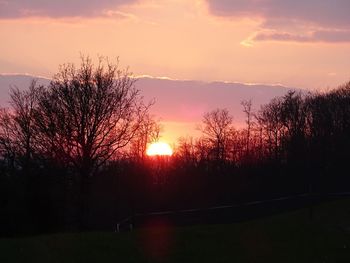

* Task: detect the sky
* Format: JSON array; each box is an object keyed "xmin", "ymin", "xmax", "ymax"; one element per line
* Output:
[
  {"xmin": 0, "ymin": 0, "xmax": 350, "ymax": 144},
  {"xmin": 0, "ymin": 0, "xmax": 349, "ymax": 90}
]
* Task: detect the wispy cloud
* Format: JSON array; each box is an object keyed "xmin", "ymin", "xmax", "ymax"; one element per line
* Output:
[{"xmin": 252, "ymin": 29, "xmax": 350, "ymax": 43}]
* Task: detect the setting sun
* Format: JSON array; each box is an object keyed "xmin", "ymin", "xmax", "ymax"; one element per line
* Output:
[{"xmin": 146, "ymin": 142, "xmax": 173, "ymax": 156}]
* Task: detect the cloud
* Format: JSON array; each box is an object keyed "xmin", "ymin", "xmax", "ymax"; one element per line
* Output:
[
  {"xmin": 0, "ymin": 0, "xmax": 138, "ymax": 18},
  {"xmin": 207, "ymin": 0, "xmax": 350, "ymax": 28},
  {"xmin": 312, "ymin": 30, "xmax": 350, "ymax": 42},
  {"xmin": 253, "ymin": 30, "xmax": 350, "ymax": 43},
  {"xmin": 206, "ymin": 0, "xmax": 350, "ymax": 43},
  {"xmin": 253, "ymin": 32, "xmax": 310, "ymax": 42}
]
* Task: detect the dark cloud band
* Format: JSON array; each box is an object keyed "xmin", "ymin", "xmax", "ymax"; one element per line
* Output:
[
  {"xmin": 207, "ymin": 0, "xmax": 350, "ymax": 43},
  {"xmin": 0, "ymin": 0, "xmax": 137, "ymax": 18},
  {"xmin": 254, "ymin": 30, "xmax": 350, "ymax": 43},
  {"xmin": 206, "ymin": 0, "xmax": 350, "ymax": 28}
]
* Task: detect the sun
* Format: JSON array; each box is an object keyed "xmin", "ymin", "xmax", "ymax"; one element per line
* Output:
[{"xmin": 146, "ymin": 142, "xmax": 173, "ymax": 156}]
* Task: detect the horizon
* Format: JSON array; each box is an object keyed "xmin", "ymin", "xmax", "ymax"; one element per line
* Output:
[{"xmin": 0, "ymin": 72, "xmax": 306, "ymax": 145}]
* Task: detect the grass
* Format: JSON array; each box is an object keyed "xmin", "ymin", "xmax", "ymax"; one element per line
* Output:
[{"xmin": 1, "ymin": 199, "xmax": 350, "ymax": 263}]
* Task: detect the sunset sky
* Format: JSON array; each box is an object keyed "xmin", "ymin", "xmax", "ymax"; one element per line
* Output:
[
  {"xmin": 0, "ymin": 0, "xmax": 349, "ymax": 90},
  {"xmin": 1, "ymin": 0, "xmax": 350, "ymax": 144}
]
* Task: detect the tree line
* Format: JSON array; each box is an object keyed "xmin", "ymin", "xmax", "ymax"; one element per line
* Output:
[
  {"xmin": 177, "ymin": 85, "xmax": 350, "ymax": 173},
  {"xmin": 0, "ymin": 57, "xmax": 349, "ymax": 235}
]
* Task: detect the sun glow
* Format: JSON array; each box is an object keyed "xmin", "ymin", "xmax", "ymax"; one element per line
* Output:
[{"xmin": 146, "ymin": 142, "xmax": 173, "ymax": 156}]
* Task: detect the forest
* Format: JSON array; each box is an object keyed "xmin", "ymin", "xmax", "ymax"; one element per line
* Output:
[{"xmin": 1, "ymin": 57, "xmax": 350, "ymax": 236}]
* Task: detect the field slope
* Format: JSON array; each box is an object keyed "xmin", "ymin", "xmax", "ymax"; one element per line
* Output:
[{"xmin": 1, "ymin": 199, "xmax": 350, "ymax": 263}]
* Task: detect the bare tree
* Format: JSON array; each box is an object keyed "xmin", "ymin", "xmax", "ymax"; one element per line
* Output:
[
  {"xmin": 0, "ymin": 108, "xmax": 17, "ymax": 169},
  {"xmin": 241, "ymin": 99, "xmax": 253, "ymax": 158},
  {"xmin": 34, "ymin": 56, "xmax": 151, "ymax": 177},
  {"xmin": 200, "ymin": 108, "xmax": 233, "ymax": 165},
  {"xmin": 256, "ymin": 97, "xmax": 284, "ymax": 161},
  {"xmin": 176, "ymin": 136, "xmax": 198, "ymax": 167},
  {"xmin": 130, "ymin": 114, "xmax": 161, "ymax": 160},
  {"xmin": 0, "ymin": 80, "xmax": 43, "ymax": 169}
]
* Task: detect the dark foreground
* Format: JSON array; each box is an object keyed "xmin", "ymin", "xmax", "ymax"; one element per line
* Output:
[{"xmin": 1, "ymin": 198, "xmax": 350, "ymax": 263}]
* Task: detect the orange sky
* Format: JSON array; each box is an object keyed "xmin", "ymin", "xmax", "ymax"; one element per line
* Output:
[
  {"xmin": 1, "ymin": 0, "xmax": 349, "ymax": 90},
  {"xmin": 1, "ymin": 0, "xmax": 350, "ymax": 144}
]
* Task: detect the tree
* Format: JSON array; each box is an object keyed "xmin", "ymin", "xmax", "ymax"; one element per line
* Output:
[
  {"xmin": 30, "ymin": 56, "xmax": 153, "ymax": 229},
  {"xmin": 200, "ymin": 108, "xmax": 233, "ymax": 165},
  {"xmin": 256, "ymin": 97, "xmax": 284, "ymax": 161},
  {"xmin": 34, "ymin": 56, "xmax": 151, "ymax": 178},
  {"xmin": 241, "ymin": 99, "xmax": 253, "ymax": 158},
  {"xmin": 0, "ymin": 108, "xmax": 16, "ymax": 170},
  {"xmin": 0, "ymin": 80, "xmax": 43, "ymax": 170},
  {"xmin": 176, "ymin": 136, "xmax": 198, "ymax": 167},
  {"xmin": 279, "ymin": 91, "xmax": 307, "ymax": 162},
  {"xmin": 129, "ymin": 114, "xmax": 161, "ymax": 160},
  {"xmin": 11, "ymin": 81, "xmax": 43, "ymax": 164}
]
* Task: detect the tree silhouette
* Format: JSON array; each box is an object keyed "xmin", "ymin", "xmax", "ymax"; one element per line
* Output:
[
  {"xmin": 0, "ymin": 80, "xmax": 43, "ymax": 169},
  {"xmin": 0, "ymin": 108, "xmax": 17, "ymax": 170},
  {"xmin": 34, "ymin": 56, "xmax": 150, "ymax": 177},
  {"xmin": 241, "ymin": 99, "xmax": 253, "ymax": 160},
  {"xmin": 129, "ymin": 114, "xmax": 161, "ymax": 160},
  {"xmin": 200, "ymin": 108, "xmax": 234, "ymax": 167}
]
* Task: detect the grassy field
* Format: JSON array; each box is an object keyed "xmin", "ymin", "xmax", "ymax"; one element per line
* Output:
[{"xmin": 1, "ymin": 199, "xmax": 350, "ymax": 263}]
